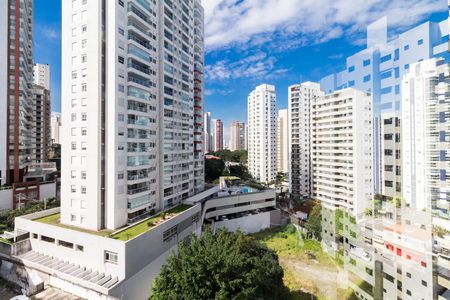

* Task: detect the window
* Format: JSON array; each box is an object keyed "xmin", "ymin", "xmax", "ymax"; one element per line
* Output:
[
  {"xmin": 363, "ymin": 74, "xmax": 371, "ymax": 82},
  {"xmin": 380, "ymin": 54, "xmax": 392, "ymax": 63},
  {"xmin": 71, "ymin": 185, "xmax": 76, "ymax": 193},
  {"xmin": 71, "ymin": 113, "xmax": 77, "ymax": 122},
  {"xmin": 418, "ymin": 39, "xmax": 423, "ymax": 45},
  {"xmin": 71, "ymin": 171, "xmax": 76, "ymax": 179},
  {"xmin": 406, "ymin": 272, "xmax": 411, "ymax": 278},
  {"xmin": 82, "ymin": 39, "xmax": 87, "ymax": 48},
  {"xmin": 58, "ymin": 240, "xmax": 74, "ymax": 249},
  {"xmin": 81, "ymin": 128, "xmax": 87, "ymax": 136},
  {"xmin": 72, "ymin": 71, "xmax": 77, "ymax": 79},
  {"xmin": 363, "ymin": 59, "xmax": 371, "ymax": 67},
  {"xmin": 105, "ymin": 251, "xmax": 118, "ymax": 264},
  {"xmin": 82, "ymin": 54, "xmax": 87, "ymax": 63},
  {"xmin": 81, "ymin": 113, "xmax": 87, "ymax": 121},
  {"xmin": 163, "ymin": 225, "xmax": 178, "ymax": 242},
  {"xmin": 118, "ymin": 56, "xmax": 124, "ymax": 64},
  {"xmin": 404, "ymin": 64, "xmax": 409, "ymax": 70},
  {"xmin": 80, "ymin": 200, "xmax": 87, "ymax": 209},
  {"xmin": 404, "ymin": 44, "xmax": 410, "ymax": 51},
  {"xmin": 81, "ymin": 171, "xmax": 87, "ymax": 179},
  {"xmin": 76, "ymin": 245, "xmax": 84, "ymax": 252},
  {"xmin": 348, "ymin": 80, "xmax": 355, "ymax": 87},
  {"xmin": 118, "ymin": 172, "xmax": 124, "ymax": 180},
  {"xmin": 348, "ymin": 66, "xmax": 355, "ymax": 72},
  {"xmin": 81, "ymin": 186, "xmax": 86, "ymax": 194},
  {"xmin": 81, "ymin": 142, "xmax": 87, "ymax": 150},
  {"xmin": 81, "ymin": 25, "xmax": 87, "ymax": 33},
  {"xmin": 80, "ymin": 216, "xmax": 86, "ymax": 224},
  {"xmin": 71, "ymin": 214, "xmax": 76, "ymax": 222},
  {"xmin": 422, "ymin": 280, "xmax": 427, "ymax": 287},
  {"xmin": 81, "ymin": 83, "xmax": 87, "ymax": 92},
  {"xmin": 71, "ymin": 142, "xmax": 77, "ymax": 150},
  {"xmin": 118, "ymin": 27, "xmax": 124, "ymax": 35}
]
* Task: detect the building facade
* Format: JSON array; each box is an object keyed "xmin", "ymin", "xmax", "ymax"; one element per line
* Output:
[
  {"xmin": 320, "ymin": 16, "xmax": 450, "ymax": 196},
  {"xmin": 288, "ymin": 82, "xmax": 323, "ymax": 197},
  {"xmin": 61, "ymin": 0, "xmax": 204, "ymax": 231},
  {"xmin": 276, "ymin": 110, "xmax": 288, "ymax": 174},
  {"xmin": 229, "ymin": 121, "xmax": 245, "ymax": 151},
  {"xmin": 312, "ymin": 88, "xmax": 373, "ymax": 217},
  {"xmin": 204, "ymin": 112, "xmax": 212, "ymax": 153},
  {"xmin": 0, "ymin": 0, "xmax": 34, "ymax": 185},
  {"xmin": 50, "ymin": 112, "xmax": 62, "ymax": 145},
  {"xmin": 34, "ymin": 63, "xmax": 51, "ymax": 90},
  {"xmin": 212, "ymin": 119, "xmax": 223, "ymax": 152},
  {"xmin": 32, "ymin": 85, "xmax": 51, "ymax": 163},
  {"xmin": 402, "ymin": 58, "xmax": 450, "ymax": 216},
  {"xmin": 247, "ymin": 84, "xmax": 276, "ymax": 183}
]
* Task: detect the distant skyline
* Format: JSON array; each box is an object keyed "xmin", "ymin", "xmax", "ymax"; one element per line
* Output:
[{"xmin": 35, "ymin": 0, "xmax": 449, "ymax": 130}]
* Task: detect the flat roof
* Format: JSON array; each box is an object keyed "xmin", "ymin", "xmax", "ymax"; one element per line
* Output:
[
  {"xmin": 34, "ymin": 213, "xmax": 113, "ymax": 237},
  {"xmin": 110, "ymin": 204, "xmax": 192, "ymax": 241}
]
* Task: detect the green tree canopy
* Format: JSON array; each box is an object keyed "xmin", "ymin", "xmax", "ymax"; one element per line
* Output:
[
  {"xmin": 305, "ymin": 201, "xmax": 322, "ymax": 240},
  {"xmin": 151, "ymin": 228, "xmax": 284, "ymax": 300},
  {"xmin": 204, "ymin": 158, "xmax": 225, "ymax": 182}
]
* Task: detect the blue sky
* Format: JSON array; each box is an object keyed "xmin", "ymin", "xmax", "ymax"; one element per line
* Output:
[{"xmin": 35, "ymin": 0, "xmax": 449, "ymax": 137}]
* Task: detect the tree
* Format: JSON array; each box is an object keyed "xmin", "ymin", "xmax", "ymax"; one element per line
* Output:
[
  {"xmin": 305, "ymin": 201, "xmax": 322, "ymax": 240},
  {"xmin": 151, "ymin": 228, "xmax": 284, "ymax": 300},
  {"xmin": 204, "ymin": 158, "xmax": 225, "ymax": 183}
]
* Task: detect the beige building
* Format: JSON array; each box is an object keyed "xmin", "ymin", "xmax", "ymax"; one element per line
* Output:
[
  {"xmin": 229, "ymin": 121, "xmax": 246, "ymax": 151},
  {"xmin": 277, "ymin": 109, "xmax": 288, "ymax": 174}
]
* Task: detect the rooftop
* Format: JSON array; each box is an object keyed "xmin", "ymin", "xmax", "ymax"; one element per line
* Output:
[
  {"xmin": 35, "ymin": 213, "xmax": 113, "ymax": 237},
  {"xmin": 110, "ymin": 204, "xmax": 192, "ymax": 241}
]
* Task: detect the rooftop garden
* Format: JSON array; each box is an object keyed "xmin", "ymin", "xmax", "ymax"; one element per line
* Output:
[
  {"xmin": 110, "ymin": 204, "xmax": 192, "ymax": 241},
  {"xmin": 35, "ymin": 213, "xmax": 113, "ymax": 237}
]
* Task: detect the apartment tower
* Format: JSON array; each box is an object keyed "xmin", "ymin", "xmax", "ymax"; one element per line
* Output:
[
  {"xmin": 212, "ymin": 119, "xmax": 223, "ymax": 151},
  {"xmin": 311, "ymin": 88, "xmax": 373, "ymax": 217},
  {"xmin": 248, "ymin": 84, "xmax": 276, "ymax": 183},
  {"xmin": 61, "ymin": 0, "xmax": 204, "ymax": 231},
  {"xmin": 288, "ymin": 82, "xmax": 324, "ymax": 197},
  {"xmin": 229, "ymin": 121, "xmax": 245, "ymax": 151},
  {"xmin": 204, "ymin": 112, "xmax": 212, "ymax": 153},
  {"xmin": 402, "ymin": 58, "xmax": 450, "ymax": 216},
  {"xmin": 0, "ymin": 0, "xmax": 34, "ymax": 186}
]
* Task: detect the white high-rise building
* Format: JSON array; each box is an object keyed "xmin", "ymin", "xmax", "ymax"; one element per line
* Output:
[
  {"xmin": 288, "ymin": 82, "xmax": 324, "ymax": 197},
  {"xmin": 277, "ymin": 109, "xmax": 288, "ymax": 174},
  {"xmin": 204, "ymin": 112, "xmax": 212, "ymax": 153},
  {"xmin": 61, "ymin": 0, "xmax": 204, "ymax": 231},
  {"xmin": 311, "ymin": 88, "xmax": 373, "ymax": 217},
  {"xmin": 34, "ymin": 63, "xmax": 51, "ymax": 90},
  {"xmin": 247, "ymin": 84, "xmax": 276, "ymax": 183},
  {"xmin": 229, "ymin": 121, "xmax": 245, "ymax": 151},
  {"xmin": 402, "ymin": 58, "xmax": 450, "ymax": 215},
  {"xmin": 50, "ymin": 112, "xmax": 62, "ymax": 145}
]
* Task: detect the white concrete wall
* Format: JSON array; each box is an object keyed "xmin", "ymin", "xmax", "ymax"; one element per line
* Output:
[{"xmin": 0, "ymin": 182, "xmax": 56, "ymax": 212}]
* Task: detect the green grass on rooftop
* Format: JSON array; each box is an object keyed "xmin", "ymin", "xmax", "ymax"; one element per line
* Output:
[
  {"xmin": 110, "ymin": 204, "xmax": 192, "ymax": 241},
  {"xmin": 35, "ymin": 213, "xmax": 113, "ymax": 237}
]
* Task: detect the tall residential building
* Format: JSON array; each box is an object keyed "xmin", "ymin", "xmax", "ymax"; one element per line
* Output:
[
  {"xmin": 229, "ymin": 121, "xmax": 245, "ymax": 151},
  {"xmin": 320, "ymin": 15, "xmax": 449, "ymax": 195},
  {"xmin": 402, "ymin": 58, "xmax": 450, "ymax": 216},
  {"xmin": 32, "ymin": 85, "xmax": 51, "ymax": 163},
  {"xmin": 276, "ymin": 110, "xmax": 288, "ymax": 174},
  {"xmin": 312, "ymin": 88, "xmax": 373, "ymax": 217},
  {"xmin": 380, "ymin": 112, "xmax": 401, "ymax": 199},
  {"xmin": 204, "ymin": 112, "xmax": 212, "ymax": 153},
  {"xmin": 34, "ymin": 63, "xmax": 51, "ymax": 90},
  {"xmin": 0, "ymin": 0, "xmax": 34, "ymax": 186},
  {"xmin": 288, "ymin": 82, "xmax": 324, "ymax": 197},
  {"xmin": 212, "ymin": 119, "xmax": 223, "ymax": 151},
  {"xmin": 248, "ymin": 84, "xmax": 276, "ymax": 183},
  {"xmin": 61, "ymin": 0, "xmax": 204, "ymax": 231},
  {"xmin": 50, "ymin": 112, "xmax": 62, "ymax": 145}
]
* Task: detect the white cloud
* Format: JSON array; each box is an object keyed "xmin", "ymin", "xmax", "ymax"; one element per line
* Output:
[
  {"xmin": 204, "ymin": 0, "xmax": 446, "ymax": 51},
  {"xmin": 205, "ymin": 51, "xmax": 288, "ymax": 81}
]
